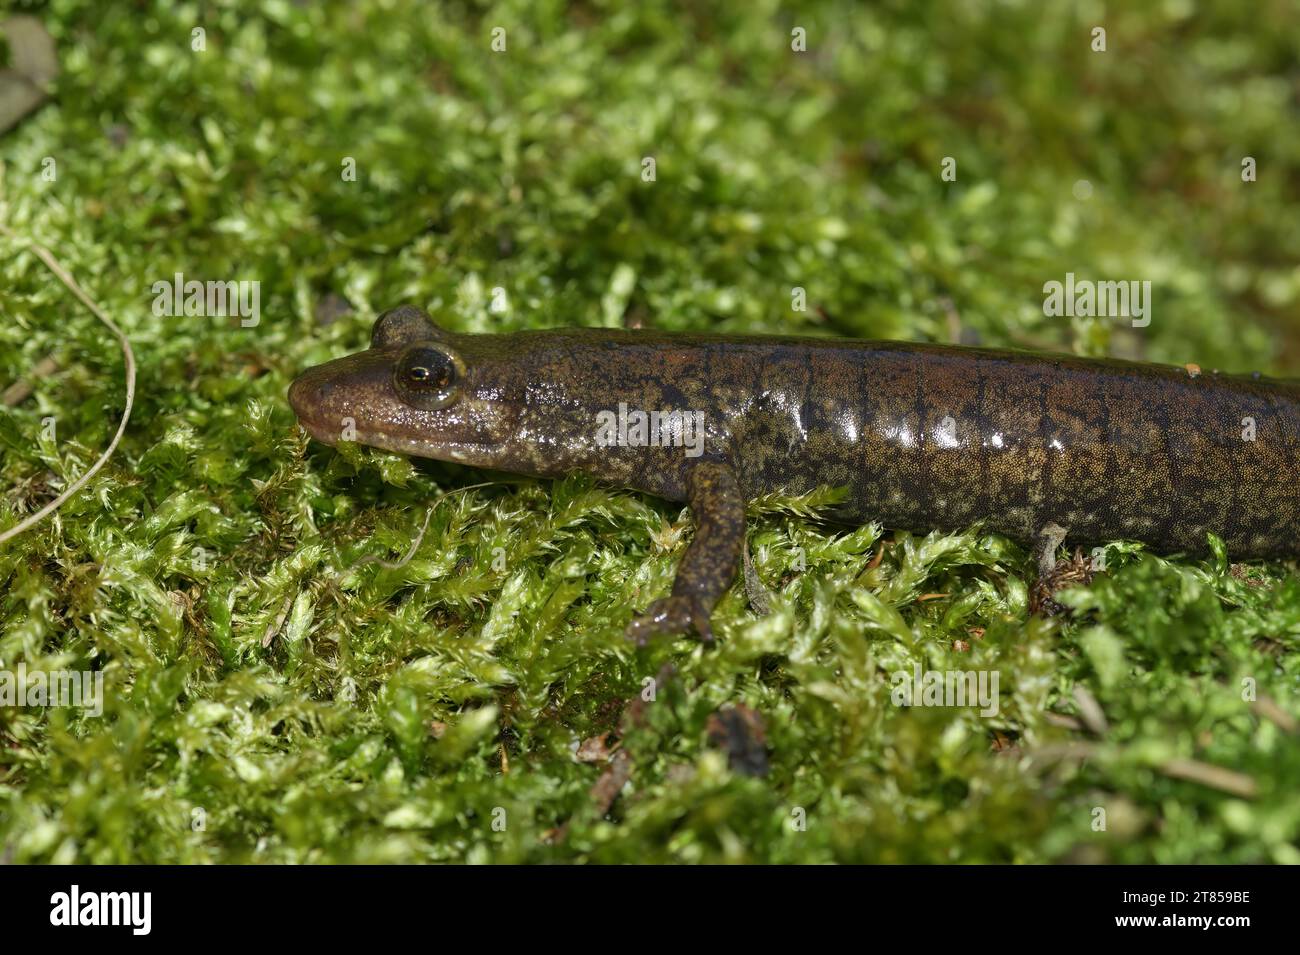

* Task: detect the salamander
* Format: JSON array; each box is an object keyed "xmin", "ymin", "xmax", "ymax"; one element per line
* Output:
[{"xmin": 288, "ymin": 305, "xmax": 1300, "ymax": 642}]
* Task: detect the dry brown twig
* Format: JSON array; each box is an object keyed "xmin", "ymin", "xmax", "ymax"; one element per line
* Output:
[{"xmin": 0, "ymin": 221, "xmax": 136, "ymax": 545}]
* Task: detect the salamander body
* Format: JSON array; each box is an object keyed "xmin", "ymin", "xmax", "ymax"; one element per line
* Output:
[{"xmin": 289, "ymin": 306, "xmax": 1300, "ymax": 639}]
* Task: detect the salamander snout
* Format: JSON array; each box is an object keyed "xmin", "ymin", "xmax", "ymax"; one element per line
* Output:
[
  {"xmin": 287, "ymin": 369, "xmax": 328, "ymax": 416},
  {"xmin": 288, "ymin": 365, "xmax": 345, "ymax": 445},
  {"xmin": 287, "ymin": 348, "xmax": 397, "ymax": 447}
]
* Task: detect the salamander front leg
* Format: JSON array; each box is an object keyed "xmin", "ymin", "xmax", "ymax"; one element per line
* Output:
[{"xmin": 626, "ymin": 460, "xmax": 745, "ymax": 645}]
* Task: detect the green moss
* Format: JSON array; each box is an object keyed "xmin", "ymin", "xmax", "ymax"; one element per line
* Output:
[{"xmin": 1, "ymin": 0, "xmax": 1298, "ymax": 863}]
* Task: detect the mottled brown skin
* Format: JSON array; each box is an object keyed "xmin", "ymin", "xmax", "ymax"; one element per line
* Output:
[{"xmin": 290, "ymin": 306, "xmax": 1300, "ymax": 641}]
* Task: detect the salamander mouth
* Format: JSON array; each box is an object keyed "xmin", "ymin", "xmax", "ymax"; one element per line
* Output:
[
  {"xmin": 292, "ymin": 410, "xmax": 339, "ymax": 448},
  {"xmin": 288, "ymin": 367, "xmax": 504, "ymax": 465},
  {"xmin": 351, "ymin": 427, "xmax": 501, "ymax": 463},
  {"xmin": 294, "ymin": 413, "xmax": 503, "ymax": 465}
]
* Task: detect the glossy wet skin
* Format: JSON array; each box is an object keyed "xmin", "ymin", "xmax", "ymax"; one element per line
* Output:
[{"xmin": 290, "ymin": 306, "xmax": 1300, "ymax": 641}]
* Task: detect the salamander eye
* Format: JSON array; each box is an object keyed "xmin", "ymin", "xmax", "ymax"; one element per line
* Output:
[{"xmin": 393, "ymin": 344, "xmax": 465, "ymax": 410}]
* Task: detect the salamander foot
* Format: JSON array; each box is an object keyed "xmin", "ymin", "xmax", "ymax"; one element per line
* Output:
[
  {"xmin": 625, "ymin": 595, "xmax": 714, "ymax": 645},
  {"xmin": 1029, "ymin": 523, "xmax": 1093, "ymax": 616}
]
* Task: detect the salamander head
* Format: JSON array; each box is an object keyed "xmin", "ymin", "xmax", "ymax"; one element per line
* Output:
[{"xmin": 288, "ymin": 305, "xmax": 521, "ymax": 468}]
